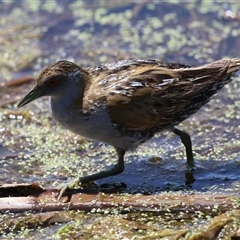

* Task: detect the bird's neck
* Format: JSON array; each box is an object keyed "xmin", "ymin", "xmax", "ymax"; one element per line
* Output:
[{"xmin": 52, "ymin": 70, "xmax": 90, "ymax": 110}]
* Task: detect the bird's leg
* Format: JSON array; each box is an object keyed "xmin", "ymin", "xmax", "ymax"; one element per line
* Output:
[
  {"xmin": 172, "ymin": 127, "xmax": 194, "ymax": 169},
  {"xmin": 58, "ymin": 148, "xmax": 125, "ymax": 200},
  {"xmin": 172, "ymin": 127, "xmax": 195, "ymax": 187},
  {"xmin": 80, "ymin": 147, "xmax": 125, "ymax": 183}
]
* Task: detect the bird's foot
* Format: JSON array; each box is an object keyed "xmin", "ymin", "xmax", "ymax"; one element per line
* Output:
[
  {"xmin": 185, "ymin": 163, "xmax": 197, "ymax": 188},
  {"xmin": 185, "ymin": 170, "xmax": 196, "ymax": 187},
  {"xmin": 57, "ymin": 178, "xmax": 96, "ymax": 201},
  {"xmin": 57, "ymin": 178, "xmax": 80, "ymax": 201}
]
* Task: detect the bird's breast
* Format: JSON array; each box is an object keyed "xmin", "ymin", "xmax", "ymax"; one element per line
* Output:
[{"xmin": 50, "ymin": 97, "xmax": 144, "ymax": 150}]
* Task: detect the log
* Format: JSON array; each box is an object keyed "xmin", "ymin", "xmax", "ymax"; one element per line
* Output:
[{"xmin": 0, "ymin": 183, "xmax": 237, "ymax": 214}]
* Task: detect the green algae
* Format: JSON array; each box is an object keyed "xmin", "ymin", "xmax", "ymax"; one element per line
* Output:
[{"xmin": 0, "ymin": 1, "xmax": 240, "ymax": 239}]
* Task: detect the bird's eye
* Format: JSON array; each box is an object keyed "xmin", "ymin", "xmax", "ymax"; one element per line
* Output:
[{"xmin": 48, "ymin": 79, "xmax": 58, "ymax": 86}]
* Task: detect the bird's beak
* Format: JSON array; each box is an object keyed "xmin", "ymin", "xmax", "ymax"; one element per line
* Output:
[{"xmin": 17, "ymin": 86, "xmax": 42, "ymax": 108}]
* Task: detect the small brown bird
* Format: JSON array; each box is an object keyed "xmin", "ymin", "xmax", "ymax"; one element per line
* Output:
[{"xmin": 18, "ymin": 58, "xmax": 240, "ymax": 198}]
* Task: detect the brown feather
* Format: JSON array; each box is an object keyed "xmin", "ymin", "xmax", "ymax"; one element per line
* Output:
[{"xmin": 82, "ymin": 58, "xmax": 240, "ymax": 130}]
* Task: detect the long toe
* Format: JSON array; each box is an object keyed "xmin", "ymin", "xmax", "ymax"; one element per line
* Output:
[{"xmin": 57, "ymin": 178, "xmax": 81, "ymax": 201}]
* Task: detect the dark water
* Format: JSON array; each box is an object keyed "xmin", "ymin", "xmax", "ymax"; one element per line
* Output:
[{"xmin": 1, "ymin": 0, "xmax": 240, "ymax": 193}]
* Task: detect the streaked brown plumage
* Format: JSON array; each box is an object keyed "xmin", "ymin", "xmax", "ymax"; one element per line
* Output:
[{"xmin": 17, "ymin": 58, "xmax": 240, "ymax": 199}]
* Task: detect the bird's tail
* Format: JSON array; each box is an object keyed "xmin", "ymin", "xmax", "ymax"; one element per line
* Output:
[{"xmin": 227, "ymin": 58, "xmax": 240, "ymax": 74}]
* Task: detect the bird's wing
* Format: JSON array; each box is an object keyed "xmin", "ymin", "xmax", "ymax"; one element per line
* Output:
[
  {"xmin": 106, "ymin": 67, "xmax": 200, "ymax": 130},
  {"xmin": 84, "ymin": 59, "xmax": 238, "ymax": 130}
]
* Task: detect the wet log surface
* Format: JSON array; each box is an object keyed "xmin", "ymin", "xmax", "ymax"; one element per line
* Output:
[{"xmin": 0, "ymin": 183, "xmax": 238, "ymax": 214}]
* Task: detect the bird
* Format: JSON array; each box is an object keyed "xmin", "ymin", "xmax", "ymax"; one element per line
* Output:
[{"xmin": 17, "ymin": 57, "xmax": 240, "ymax": 199}]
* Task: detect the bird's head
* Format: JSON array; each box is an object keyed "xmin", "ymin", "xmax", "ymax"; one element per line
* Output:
[{"xmin": 17, "ymin": 60, "xmax": 85, "ymax": 108}]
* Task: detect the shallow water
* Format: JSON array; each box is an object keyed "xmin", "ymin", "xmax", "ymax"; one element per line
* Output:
[{"xmin": 1, "ymin": 1, "xmax": 240, "ymax": 239}]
